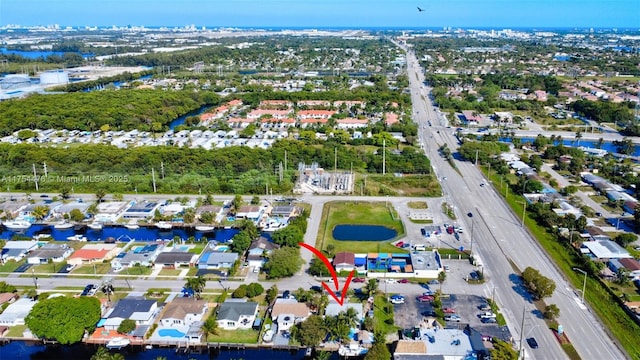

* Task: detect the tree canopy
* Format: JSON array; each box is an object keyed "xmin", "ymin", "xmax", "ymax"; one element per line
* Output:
[
  {"xmin": 264, "ymin": 246, "xmax": 304, "ymax": 279},
  {"xmin": 25, "ymin": 296, "xmax": 101, "ymax": 344}
]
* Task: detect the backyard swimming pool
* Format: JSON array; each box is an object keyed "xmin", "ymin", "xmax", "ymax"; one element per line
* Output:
[
  {"xmin": 158, "ymin": 329, "xmax": 186, "ymax": 338},
  {"xmin": 214, "ymin": 245, "xmax": 230, "ymax": 252}
]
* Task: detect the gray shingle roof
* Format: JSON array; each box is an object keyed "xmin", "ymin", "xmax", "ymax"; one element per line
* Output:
[{"xmin": 217, "ymin": 301, "xmax": 258, "ymax": 322}]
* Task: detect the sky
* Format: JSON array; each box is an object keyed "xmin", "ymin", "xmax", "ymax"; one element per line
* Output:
[{"xmin": 0, "ymin": 0, "xmax": 637, "ymax": 29}]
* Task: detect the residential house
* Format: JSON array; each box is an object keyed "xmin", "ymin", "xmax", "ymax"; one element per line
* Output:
[
  {"xmin": 0, "ymin": 293, "xmax": 17, "ymax": 306},
  {"xmin": 270, "ymin": 299, "xmax": 311, "ymax": 330},
  {"xmin": 1, "ymin": 240, "xmax": 38, "ymax": 262},
  {"xmin": 333, "ymin": 252, "xmax": 356, "ymax": 272},
  {"xmin": 67, "ymin": 243, "xmax": 119, "ymax": 266},
  {"xmin": 324, "ymin": 301, "xmax": 364, "ymax": 320},
  {"xmin": 121, "ymin": 201, "xmax": 161, "ymax": 220},
  {"xmin": 154, "ymin": 251, "xmax": 198, "ymax": 269},
  {"xmin": 113, "ymin": 243, "xmax": 164, "ymax": 268},
  {"xmin": 216, "ymin": 300, "xmax": 258, "ymax": 330},
  {"xmin": 159, "ymin": 297, "xmax": 208, "ymax": 327},
  {"xmin": 199, "ymin": 251, "xmax": 239, "ymax": 270},
  {"xmin": 93, "ymin": 201, "xmax": 130, "ymax": 223},
  {"xmin": 336, "ymin": 118, "xmax": 368, "ymax": 129},
  {"xmin": 26, "ymin": 243, "xmax": 73, "ymax": 264},
  {"xmin": 609, "ymin": 258, "xmax": 640, "ymax": 280},
  {"xmin": 103, "ymin": 297, "xmax": 158, "ymax": 331},
  {"xmin": 246, "ymin": 237, "xmax": 279, "ymax": 269},
  {"xmin": 384, "ymin": 113, "xmax": 399, "ymax": 126},
  {"xmin": 270, "ymin": 205, "xmax": 299, "ymax": 218},
  {"xmin": 0, "ymin": 297, "xmax": 37, "ymax": 326},
  {"xmin": 235, "ymin": 205, "xmax": 264, "ymax": 221}
]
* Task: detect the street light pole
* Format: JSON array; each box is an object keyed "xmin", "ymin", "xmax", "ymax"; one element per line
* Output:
[
  {"xmin": 573, "ymin": 268, "xmax": 587, "ymax": 304},
  {"xmin": 518, "ymin": 302, "xmax": 526, "ymax": 359},
  {"xmin": 31, "ymin": 269, "xmax": 38, "ymax": 289},
  {"xmin": 521, "ymin": 201, "xmax": 527, "ymax": 228},
  {"xmin": 521, "ymin": 179, "xmax": 530, "ymax": 195}
]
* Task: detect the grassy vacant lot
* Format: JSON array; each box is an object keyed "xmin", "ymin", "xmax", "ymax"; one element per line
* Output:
[
  {"xmin": 373, "ymin": 295, "xmax": 399, "ymax": 335},
  {"xmin": 208, "ymin": 329, "xmax": 259, "ymax": 343},
  {"xmin": 317, "ymin": 201, "xmax": 406, "ymax": 254},
  {"xmin": 362, "ymin": 174, "xmax": 442, "ymax": 197},
  {"xmin": 484, "ymin": 166, "xmax": 640, "ymax": 358}
]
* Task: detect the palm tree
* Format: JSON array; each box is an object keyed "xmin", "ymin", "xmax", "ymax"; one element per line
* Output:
[
  {"xmin": 231, "ymin": 194, "xmax": 243, "ymax": 216},
  {"xmin": 185, "ymin": 275, "xmax": 207, "ymax": 298},
  {"xmin": 95, "ymin": 188, "xmax": 107, "ymax": 203},
  {"xmin": 364, "ymin": 279, "xmax": 378, "ymax": 297},
  {"xmin": 201, "ymin": 315, "xmax": 219, "ymax": 339},
  {"xmin": 575, "ymin": 130, "xmax": 583, "ymax": 146},
  {"xmin": 32, "ymin": 205, "xmax": 50, "ymax": 221}
]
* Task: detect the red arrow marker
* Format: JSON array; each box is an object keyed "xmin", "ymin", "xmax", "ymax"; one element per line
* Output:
[{"xmin": 299, "ymin": 242, "xmax": 354, "ymax": 306}]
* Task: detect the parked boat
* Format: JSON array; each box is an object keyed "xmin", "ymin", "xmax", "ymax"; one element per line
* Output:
[
  {"xmin": 4, "ymin": 220, "xmax": 32, "ymax": 232},
  {"xmin": 88, "ymin": 222, "xmax": 103, "ymax": 230},
  {"xmin": 262, "ymin": 329, "xmax": 274, "ymax": 343},
  {"xmin": 195, "ymin": 225, "xmax": 215, "ymax": 232},
  {"xmin": 156, "ymin": 221, "xmax": 172, "ymax": 230},
  {"xmin": 53, "ymin": 221, "xmax": 74, "ymax": 230},
  {"xmin": 338, "ymin": 343, "xmax": 368, "ymax": 357},
  {"xmin": 67, "ymin": 234, "xmax": 88, "ymax": 242},
  {"xmin": 105, "ymin": 337, "xmax": 130, "ymax": 350},
  {"xmin": 125, "ymin": 222, "xmax": 140, "ymax": 230}
]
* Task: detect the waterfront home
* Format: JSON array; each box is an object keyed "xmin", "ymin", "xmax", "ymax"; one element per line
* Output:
[
  {"xmin": 159, "ymin": 297, "xmax": 208, "ymax": 327},
  {"xmin": 67, "ymin": 243, "xmax": 120, "ymax": 266},
  {"xmin": 93, "ymin": 201, "xmax": 131, "ymax": 223},
  {"xmin": 121, "ymin": 201, "xmax": 161, "ymax": 220},
  {"xmin": 0, "ymin": 297, "xmax": 37, "ymax": 326},
  {"xmin": 198, "ymin": 251, "xmax": 239, "ymax": 270},
  {"xmin": 50, "ymin": 202, "xmax": 90, "ymax": 219},
  {"xmin": 324, "ymin": 301, "xmax": 364, "ymax": 320},
  {"xmin": 154, "ymin": 251, "xmax": 198, "ymax": 269},
  {"xmin": 1, "ymin": 240, "xmax": 39, "ymax": 262},
  {"xmin": 235, "ymin": 205, "xmax": 264, "ymax": 222},
  {"xmin": 269, "ymin": 205, "xmax": 299, "ymax": 218},
  {"xmin": 26, "ymin": 243, "xmax": 73, "ymax": 264},
  {"xmin": 246, "ymin": 237, "xmax": 279, "ymax": 269},
  {"xmin": 103, "ymin": 297, "xmax": 158, "ymax": 332},
  {"xmin": 215, "ymin": 300, "xmax": 258, "ymax": 330},
  {"xmin": 270, "ymin": 299, "xmax": 311, "ymax": 330},
  {"xmin": 113, "ymin": 243, "xmax": 163, "ymax": 268}
]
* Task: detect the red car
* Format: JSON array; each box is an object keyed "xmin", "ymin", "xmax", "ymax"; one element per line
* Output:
[
  {"xmin": 398, "ymin": 278, "xmax": 409, "ymax": 284},
  {"xmin": 417, "ymin": 295, "xmax": 434, "ymax": 302},
  {"xmin": 395, "ymin": 241, "xmax": 405, "ymax": 247},
  {"xmin": 443, "ymin": 307, "xmax": 456, "ymax": 314},
  {"xmin": 352, "ymin": 278, "xmax": 366, "ymax": 283}
]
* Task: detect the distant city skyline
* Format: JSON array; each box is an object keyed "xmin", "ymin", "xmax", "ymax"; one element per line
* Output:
[{"xmin": 0, "ymin": 0, "xmax": 637, "ymax": 29}]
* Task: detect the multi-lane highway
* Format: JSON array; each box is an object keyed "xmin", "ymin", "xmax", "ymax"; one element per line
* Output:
[{"xmin": 403, "ymin": 46, "xmax": 626, "ymax": 359}]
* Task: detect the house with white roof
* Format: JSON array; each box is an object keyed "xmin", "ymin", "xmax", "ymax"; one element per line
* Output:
[{"xmin": 0, "ymin": 297, "xmax": 37, "ymax": 326}]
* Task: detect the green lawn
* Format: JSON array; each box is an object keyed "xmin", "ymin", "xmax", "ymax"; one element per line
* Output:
[
  {"xmin": 72, "ymin": 263, "xmax": 112, "ymax": 275},
  {"xmin": 316, "ymin": 201, "xmax": 406, "ymax": 253},
  {"xmin": 373, "ymin": 295, "xmax": 399, "ymax": 335},
  {"xmin": 208, "ymin": 329, "xmax": 259, "ymax": 343},
  {"xmin": 158, "ymin": 268, "xmax": 183, "ymax": 276},
  {"xmin": 0, "ymin": 260, "xmax": 24, "ymax": 274}
]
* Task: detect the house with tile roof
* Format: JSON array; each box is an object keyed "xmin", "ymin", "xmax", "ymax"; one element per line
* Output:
[
  {"xmin": 67, "ymin": 243, "xmax": 120, "ymax": 266},
  {"xmin": 159, "ymin": 297, "xmax": 208, "ymax": 327},
  {"xmin": 333, "ymin": 252, "xmax": 356, "ymax": 272}
]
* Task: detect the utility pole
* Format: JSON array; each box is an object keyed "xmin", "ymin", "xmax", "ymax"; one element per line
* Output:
[
  {"xmin": 151, "ymin": 168, "xmax": 157, "ymax": 193},
  {"xmin": 334, "ymin": 147, "xmax": 337, "ymax": 172},
  {"xmin": 160, "ymin": 162, "xmax": 165, "ymax": 179},
  {"xmin": 43, "ymin": 162, "xmax": 48, "ymax": 177},
  {"xmin": 32, "ymin": 164, "xmax": 39, "ymax": 191},
  {"xmin": 284, "ymin": 150, "xmax": 287, "ymax": 174},
  {"xmin": 383, "ymin": 139, "xmax": 386, "ymax": 175}
]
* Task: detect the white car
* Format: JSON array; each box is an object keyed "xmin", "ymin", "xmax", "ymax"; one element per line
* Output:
[
  {"xmin": 385, "ymin": 279, "xmax": 397, "ymax": 284},
  {"xmin": 390, "ymin": 297, "xmax": 405, "ymax": 304}
]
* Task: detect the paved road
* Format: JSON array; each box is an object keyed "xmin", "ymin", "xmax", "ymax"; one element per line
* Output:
[{"xmin": 402, "ymin": 47, "xmax": 625, "ymax": 360}]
